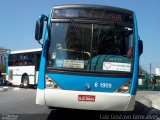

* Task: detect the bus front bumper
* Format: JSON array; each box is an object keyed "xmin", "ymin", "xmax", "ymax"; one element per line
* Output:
[{"xmin": 36, "ymin": 89, "xmax": 135, "ymax": 111}]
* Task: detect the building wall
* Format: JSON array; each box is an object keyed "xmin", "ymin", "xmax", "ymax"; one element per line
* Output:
[
  {"xmin": 0, "ymin": 48, "xmax": 8, "ymax": 73},
  {"xmin": 155, "ymin": 68, "xmax": 160, "ymax": 76},
  {"xmin": 0, "ymin": 55, "xmax": 6, "ymax": 64}
]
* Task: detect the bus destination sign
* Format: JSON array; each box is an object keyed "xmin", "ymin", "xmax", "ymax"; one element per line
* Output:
[{"xmin": 52, "ymin": 8, "xmax": 133, "ymax": 23}]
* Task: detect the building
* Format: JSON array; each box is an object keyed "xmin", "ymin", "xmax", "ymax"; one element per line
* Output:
[
  {"xmin": 0, "ymin": 48, "xmax": 8, "ymax": 64},
  {"xmin": 155, "ymin": 68, "xmax": 160, "ymax": 76},
  {"xmin": 0, "ymin": 55, "xmax": 6, "ymax": 64},
  {"xmin": 0, "ymin": 48, "xmax": 9, "ymax": 72}
]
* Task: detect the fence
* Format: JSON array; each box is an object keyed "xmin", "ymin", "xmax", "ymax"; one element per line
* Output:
[{"xmin": 138, "ymin": 74, "xmax": 160, "ymax": 91}]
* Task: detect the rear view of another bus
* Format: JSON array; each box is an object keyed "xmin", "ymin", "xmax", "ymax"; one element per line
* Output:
[
  {"xmin": 35, "ymin": 4, "xmax": 143, "ymax": 111},
  {"xmin": 6, "ymin": 48, "xmax": 42, "ymax": 88}
]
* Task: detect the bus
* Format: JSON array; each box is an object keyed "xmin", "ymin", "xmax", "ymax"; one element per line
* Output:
[
  {"xmin": 6, "ymin": 48, "xmax": 42, "ymax": 88},
  {"xmin": 35, "ymin": 4, "xmax": 143, "ymax": 111}
]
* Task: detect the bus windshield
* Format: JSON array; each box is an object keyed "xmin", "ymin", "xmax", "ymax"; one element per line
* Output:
[{"xmin": 47, "ymin": 22, "xmax": 134, "ymax": 73}]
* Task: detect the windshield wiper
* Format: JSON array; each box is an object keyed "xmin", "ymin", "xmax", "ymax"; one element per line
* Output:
[{"xmin": 70, "ymin": 19, "xmax": 83, "ymax": 46}]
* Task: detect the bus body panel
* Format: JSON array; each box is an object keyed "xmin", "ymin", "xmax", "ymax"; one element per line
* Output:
[
  {"xmin": 8, "ymin": 66, "xmax": 36, "ymax": 85},
  {"xmin": 130, "ymin": 13, "xmax": 139, "ymax": 95},
  {"xmin": 5, "ymin": 51, "xmax": 9, "ymax": 80},
  {"xmin": 46, "ymin": 73, "xmax": 131, "ymax": 92},
  {"xmin": 36, "ymin": 88, "xmax": 46, "ymax": 105},
  {"xmin": 36, "ymin": 89, "xmax": 135, "ymax": 111},
  {"xmin": 10, "ymin": 76, "xmax": 21, "ymax": 85},
  {"xmin": 37, "ymin": 24, "xmax": 49, "ymax": 90},
  {"xmin": 36, "ymin": 71, "xmax": 39, "ymax": 84},
  {"xmin": 6, "ymin": 48, "xmax": 42, "ymax": 86}
]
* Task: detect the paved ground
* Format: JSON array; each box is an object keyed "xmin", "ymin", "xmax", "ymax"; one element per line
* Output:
[
  {"xmin": 0, "ymin": 86, "xmax": 50, "ymax": 114},
  {"xmin": 0, "ymin": 86, "xmax": 50, "ymax": 120},
  {"xmin": 136, "ymin": 91, "xmax": 160, "ymax": 110},
  {"xmin": 0, "ymin": 86, "xmax": 160, "ymax": 120}
]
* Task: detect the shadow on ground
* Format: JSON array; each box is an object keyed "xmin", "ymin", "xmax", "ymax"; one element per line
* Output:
[
  {"xmin": 8, "ymin": 102, "xmax": 160, "ymax": 120},
  {"xmin": 47, "ymin": 101, "xmax": 160, "ymax": 120}
]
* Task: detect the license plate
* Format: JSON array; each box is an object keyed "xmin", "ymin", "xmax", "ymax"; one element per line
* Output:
[{"xmin": 78, "ymin": 95, "xmax": 95, "ymax": 102}]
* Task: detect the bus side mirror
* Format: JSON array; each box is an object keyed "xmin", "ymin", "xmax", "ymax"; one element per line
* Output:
[
  {"xmin": 138, "ymin": 40, "xmax": 143, "ymax": 56},
  {"xmin": 35, "ymin": 15, "xmax": 48, "ymax": 42},
  {"xmin": 35, "ymin": 19, "xmax": 43, "ymax": 41}
]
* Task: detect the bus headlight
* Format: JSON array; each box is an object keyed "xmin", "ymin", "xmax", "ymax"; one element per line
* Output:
[
  {"xmin": 114, "ymin": 80, "xmax": 131, "ymax": 93},
  {"xmin": 46, "ymin": 75, "xmax": 61, "ymax": 89}
]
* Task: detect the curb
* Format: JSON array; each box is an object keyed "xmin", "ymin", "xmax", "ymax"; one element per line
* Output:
[
  {"xmin": 140, "ymin": 93, "xmax": 160, "ymax": 110},
  {"xmin": 139, "ymin": 95, "xmax": 152, "ymax": 108},
  {"xmin": 151, "ymin": 100, "xmax": 160, "ymax": 110}
]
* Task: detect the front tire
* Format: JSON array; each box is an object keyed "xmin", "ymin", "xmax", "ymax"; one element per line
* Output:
[{"xmin": 22, "ymin": 75, "xmax": 29, "ymax": 88}]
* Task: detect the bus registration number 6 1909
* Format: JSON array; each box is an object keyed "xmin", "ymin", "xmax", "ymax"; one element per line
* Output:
[{"xmin": 94, "ymin": 82, "xmax": 112, "ymax": 88}]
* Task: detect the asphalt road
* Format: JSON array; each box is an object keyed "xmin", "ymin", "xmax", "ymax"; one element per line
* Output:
[{"xmin": 0, "ymin": 87, "xmax": 160, "ymax": 120}]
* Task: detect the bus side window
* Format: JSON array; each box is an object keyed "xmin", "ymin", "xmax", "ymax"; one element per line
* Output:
[
  {"xmin": 20, "ymin": 61, "xmax": 23, "ymax": 65},
  {"xmin": 28, "ymin": 60, "xmax": 33, "ymax": 65},
  {"xmin": 14, "ymin": 60, "xmax": 19, "ymax": 66}
]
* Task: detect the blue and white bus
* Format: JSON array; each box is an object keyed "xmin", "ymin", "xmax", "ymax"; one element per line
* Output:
[
  {"xmin": 6, "ymin": 48, "xmax": 42, "ymax": 87},
  {"xmin": 35, "ymin": 4, "xmax": 143, "ymax": 111}
]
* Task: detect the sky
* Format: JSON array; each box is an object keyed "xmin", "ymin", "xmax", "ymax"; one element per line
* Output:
[{"xmin": 0, "ymin": 0, "xmax": 160, "ymax": 73}]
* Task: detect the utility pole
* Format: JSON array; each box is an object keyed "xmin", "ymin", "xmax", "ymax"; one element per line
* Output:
[
  {"xmin": 150, "ymin": 62, "xmax": 152, "ymax": 77},
  {"xmin": 148, "ymin": 62, "xmax": 152, "ymax": 90}
]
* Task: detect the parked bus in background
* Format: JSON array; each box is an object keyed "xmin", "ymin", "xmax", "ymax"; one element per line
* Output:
[
  {"xmin": 6, "ymin": 48, "xmax": 42, "ymax": 88},
  {"xmin": 35, "ymin": 4, "xmax": 143, "ymax": 111}
]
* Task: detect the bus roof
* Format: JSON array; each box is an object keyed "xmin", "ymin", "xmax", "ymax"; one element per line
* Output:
[
  {"xmin": 52, "ymin": 4, "xmax": 133, "ymax": 14},
  {"xmin": 10, "ymin": 48, "xmax": 42, "ymax": 54}
]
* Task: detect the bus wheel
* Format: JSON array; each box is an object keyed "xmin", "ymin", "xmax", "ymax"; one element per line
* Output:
[{"xmin": 22, "ymin": 75, "xmax": 29, "ymax": 88}]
